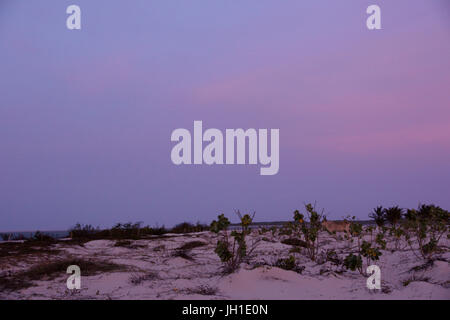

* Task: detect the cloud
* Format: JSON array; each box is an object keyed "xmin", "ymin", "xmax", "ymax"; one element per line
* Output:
[{"xmin": 313, "ymin": 123, "xmax": 450, "ymax": 155}]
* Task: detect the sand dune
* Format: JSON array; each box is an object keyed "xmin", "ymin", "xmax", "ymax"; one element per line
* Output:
[{"xmin": 0, "ymin": 230, "xmax": 449, "ymax": 300}]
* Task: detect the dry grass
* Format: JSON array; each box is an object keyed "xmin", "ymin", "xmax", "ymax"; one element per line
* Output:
[
  {"xmin": 172, "ymin": 250, "xmax": 194, "ymax": 261},
  {"xmin": 0, "ymin": 241, "xmax": 60, "ymax": 259},
  {"xmin": 114, "ymin": 240, "xmax": 147, "ymax": 249},
  {"xmin": 184, "ymin": 285, "xmax": 218, "ymax": 296},
  {"xmin": 402, "ymin": 275, "xmax": 431, "ymax": 287},
  {"xmin": 0, "ymin": 258, "xmax": 126, "ymax": 292},
  {"xmin": 171, "ymin": 241, "xmax": 207, "ymax": 261},
  {"xmin": 129, "ymin": 272, "xmax": 159, "ymax": 285},
  {"xmin": 152, "ymin": 244, "xmax": 165, "ymax": 252},
  {"xmin": 177, "ymin": 241, "xmax": 207, "ymax": 251},
  {"xmin": 281, "ymin": 238, "xmax": 308, "ymax": 248}
]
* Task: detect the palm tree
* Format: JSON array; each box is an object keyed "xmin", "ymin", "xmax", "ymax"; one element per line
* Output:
[
  {"xmin": 384, "ymin": 206, "xmax": 403, "ymax": 228},
  {"xmin": 369, "ymin": 206, "xmax": 386, "ymax": 227}
]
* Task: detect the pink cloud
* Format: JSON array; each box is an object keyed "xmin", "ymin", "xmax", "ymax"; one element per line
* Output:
[{"xmin": 312, "ymin": 123, "xmax": 450, "ymax": 155}]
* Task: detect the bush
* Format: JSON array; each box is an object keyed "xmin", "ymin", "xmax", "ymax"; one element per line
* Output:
[
  {"xmin": 281, "ymin": 238, "xmax": 308, "ymax": 248},
  {"xmin": 291, "ymin": 203, "xmax": 325, "ymax": 261},
  {"xmin": 177, "ymin": 241, "xmax": 207, "ymax": 251},
  {"xmin": 360, "ymin": 241, "xmax": 382, "ymax": 265},
  {"xmin": 110, "ymin": 222, "xmax": 145, "ymax": 239},
  {"xmin": 375, "ymin": 232, "xmax": 387, "ymax": 250},
  {"xmin": 184, "ymin": 285, "xmax": 218, "ymax": 296},
  {"xmin": 211, "ymin": 211, "xmax": 258, "ymax": 273},
  {"xmin": 279, "ymin": 223, "xmax": 293, "ymax": 236},
  {"xmin": 129, "ymin": 272, "xmax": 159, "ymax": 285},
  {"xmin": 343, "ymin": 253, "xmax": 362, "ymax": 273},
  {"xmin": 276, "ymin": 255, "xmax": 295, "ymax": 270},
  {"xmin": 403, "ymin": 204, "xmax": 449, "ymax": 260},
  {"xmin": 325, "ymin": 249, "xmax": 342, "ymax": 266},
  {"xmin": 275, "ymin": 255, "xmax": 305, "ymax": 274},
  {"xmin": 210, "ymin": 214, "xmax": 230, "ymax": 233},
  {"xmin": 68, "ymin": 222, "xmax": 170, "ymax": 241},
  {"xmin": 170, "ymin": 222, "xmax": 209, "ymax": 234},
  {"xmin": 390, "ymin": 226, "xmax": 405, "ymax": 250},
  {"xmin": 28, "ymin": 231, "xmax": 55, "ymax": 243},
  {"xmin": 344, "ymin": 218, "xmax": 382, "ymax": 276},
  {"xmin": 172, "ymin": 241, "xmax": 207, "ymax": 261},
  {"xmin": 69, "ymin": 221, "xmax": 210, "ymax": 241},
  {"xmin": 69, "ymin": 223, "xmax": 99, "ymax": 239}
]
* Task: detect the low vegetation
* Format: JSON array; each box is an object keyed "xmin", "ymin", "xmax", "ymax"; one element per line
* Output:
[
  {"xmin": 172, "ymin": 240, "xmax": 207, "ymax": 261},
  {"xmin": 403, "ymin": 204, "xmax": 449, "ymax": 259},
  {"xmin": 287, "ymin": 203, "xmax": 325, "ymax": 261},
  {"xmin": 114, "ymin": 240, "xmax": 147, "ymax": 249},
  {"xmin": 275, "ymin": 255, "xmax": 305, "ymax": 274},
  {"xmin": 1, "ymin": 202, "xmax": 447, "ymax": 285},
  {"xmin": 0, "ymin": 258, "xmax": 125, "ymax": 292},
  {"xmin": 67, "ymin": 221, "xmax": 209, "ymax": 242},
  {"xmin": 342, "ymin": 217, "xmax": 383, "ymax": 275},
  {"xmin": 0, "ymin": 239, "xmax": 60, "ymax": 259},
  {"xmin": 129, "ymin": 271, "xmax": 159, "ymax": 285},
  {"xmin": 211, "ymin": 211, "xmax": 260, "ymax": 273},
  {"xmin": 184, "ymin": 285, "xmax": 218, "ymax": 296}
]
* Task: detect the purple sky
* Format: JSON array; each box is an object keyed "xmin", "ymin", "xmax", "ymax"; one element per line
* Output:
[{"xmin": 1, "ymin": 0, "xmax": 449, "ymax": 231}]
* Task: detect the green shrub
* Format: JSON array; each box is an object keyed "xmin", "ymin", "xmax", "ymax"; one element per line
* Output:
[
  {"xmin": 170, "ymin": 222, "xmax": 209, "ymax": 234},
  {"xmin": 211, "ymin": 211, "xmax": 256, "ymax": 273},
  {"xmin": 276, "ymin": 255, "xmax": 296, "ymax": 270},
  {"xmin": 343, "ymin": 253, "xmax": 362, "ymax": 273},
  {"xmin": 375, "ymin": 232, "xmax": 387, "ymax": 250},
  {"xmin": 275, "ymin": 255, "xmax": 304, "ymax": 273},
  {"xmin": 403, "ymin": 204, "xmax": 449, "ymax": 260},
  {"xmin": 326, "ymin": 249, "xmax": 341, "ymax": 266},
  {"xmin": 344, "ymin": 218, "xmax": 383, "ymax": 276},
  {"xmin": 210, "ymin": 214, "xmax": 230, "ymax": 234},
  {"xmin": 390, "ymin": 226, "xmax": 405, "ymax": 250},
  {"xmin": 291, "ymin": 203, "xmax": 325, "ymax": 261},
  {"xmin": 360, "ymin": 241, "xmax": 382, "ymax": 263}
]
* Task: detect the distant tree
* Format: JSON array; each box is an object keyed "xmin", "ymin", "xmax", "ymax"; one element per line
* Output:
[
  {"xmin": 369, "ymin": 206, "xmax": 386, "ymax": 227},
  {"xmin": 384, "ymin": 206, "xmax": 403, "ymax": 228},
  {"xmin": 404, "ymin": 204, "xmax": 449, "ymax": 259}
]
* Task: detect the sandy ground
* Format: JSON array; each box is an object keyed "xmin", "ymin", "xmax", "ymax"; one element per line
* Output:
[{"xmin": 0, "ymin": 230, "xmax": 449, "ymax": 300}]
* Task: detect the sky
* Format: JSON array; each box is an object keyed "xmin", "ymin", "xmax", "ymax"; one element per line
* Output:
[{"xmin": 0, "ymin": 0, "xmax": 449, "ymax": 231}]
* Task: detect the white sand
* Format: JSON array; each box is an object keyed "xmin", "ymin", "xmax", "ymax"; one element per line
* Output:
[{"xmin": 1, "ymin": 230, "xmax": 449, "ymax": 300}]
